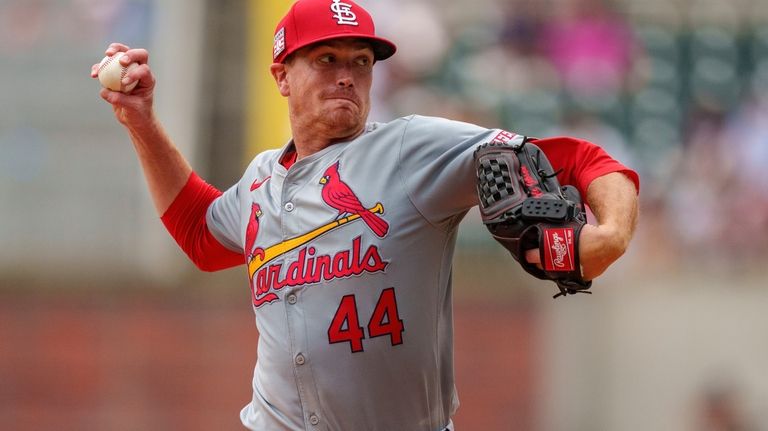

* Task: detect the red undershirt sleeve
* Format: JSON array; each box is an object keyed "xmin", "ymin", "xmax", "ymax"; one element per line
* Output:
[
  {"xmin": 532, "ymin": 136, "xmax": 640, "ymax": 198},
  {"xmin": 160, "ymin": 172, "xmax": 244, "ymax": 272}
]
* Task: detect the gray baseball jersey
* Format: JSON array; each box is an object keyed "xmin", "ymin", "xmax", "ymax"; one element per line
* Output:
[{"xmin": 207, "ymin": 115, "xmax": 521, "ymax": 431}]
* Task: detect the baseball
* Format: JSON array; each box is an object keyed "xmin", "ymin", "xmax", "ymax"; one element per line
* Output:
[{"xmin": 97, "ymin": 52, "xmax": 138, "ymax": 93}]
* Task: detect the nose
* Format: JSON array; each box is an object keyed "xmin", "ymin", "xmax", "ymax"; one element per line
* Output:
[
  {"xmin": 335, "ymin": 63, "xmax": 355, "ymax": 88},
  {"xmin": 336, "ymin": 76, "xmax": 353, "ymax": 88}
]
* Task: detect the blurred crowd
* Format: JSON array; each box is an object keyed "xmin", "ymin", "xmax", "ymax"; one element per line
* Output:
[
  {"xmin": 1, "ymin": 0, "xmax": 766, "ymax": 275},
  {"xmin": 368, "ymin": 0, "xmax": 768, "ymax": 271}
]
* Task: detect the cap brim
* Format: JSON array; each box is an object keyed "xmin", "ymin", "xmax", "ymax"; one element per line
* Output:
[
  {"xmin": 280, "ymin": 34, "xmax": 397, "ymax": 63},
  {"xmin": 368, "ymin": 37, "xmax": 397, "ymax": 61}
]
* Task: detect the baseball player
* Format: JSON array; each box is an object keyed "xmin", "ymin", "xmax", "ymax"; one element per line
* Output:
[{"xmin": 91, "ymin": 0, "xmax": 639, "ymax": 429}]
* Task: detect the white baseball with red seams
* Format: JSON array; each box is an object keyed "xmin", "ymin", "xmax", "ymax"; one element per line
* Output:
[{"xmin": 97, "ymin": 52, "xmax": 138, "ymax": 93}]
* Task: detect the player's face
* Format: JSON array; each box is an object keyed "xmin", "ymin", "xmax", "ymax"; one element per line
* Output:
[{"xmin": 277, "ymin": 40, "xmax": 374, "ymax": 140}]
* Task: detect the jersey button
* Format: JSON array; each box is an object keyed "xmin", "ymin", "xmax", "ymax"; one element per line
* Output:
[
  {"xmin": 284, "ymin": 202, "xmax": 295, "ymax": 212},
  {"xmin": 287, "ymin": 294, "xmax": 297, "ymax": 305},
  {"xmin": 295, "ymin": 354, "xmax": 305, "ymax": 365},
  {"xmin": 309, "ymin": 414, "xmax": 319, "ymax": 426}
]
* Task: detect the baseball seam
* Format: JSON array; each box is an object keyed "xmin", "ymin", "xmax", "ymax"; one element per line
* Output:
[
  {"xmin": 99, "ymin": 54, "xmax": 134, "ymax": 92},
  {"xmin": 98, "ymin": 55, "xmax": 115, "ymax": 75}
]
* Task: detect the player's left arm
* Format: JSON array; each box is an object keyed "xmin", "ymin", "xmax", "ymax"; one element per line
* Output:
[{"xmin": 527, "ymin": 136, "xmax": 640, "ymax": 281}]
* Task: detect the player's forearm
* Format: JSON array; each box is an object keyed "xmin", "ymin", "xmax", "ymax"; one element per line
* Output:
[
  {"xmin": 587, "ymin": 172, "xmax": 638, "ymax": 243},
  {"xmin": 585, "ymin": 172, "xmax": 638, "ymax": 255},
  {"xmin": 125, "ymin": 116, "xmax": 193, "ymax": 216},
  {"xmin": 574, "ymin": 172, "xmax": 638, "ymax": 280}
]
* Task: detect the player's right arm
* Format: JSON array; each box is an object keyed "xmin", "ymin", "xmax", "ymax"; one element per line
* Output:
[
  {"xmin": 91, "ymin": 43, "xmax": 191, "ymax": 215},
  {"xmin": 92, "ymin": 43, "xmax": 242, "ymax": 271}
]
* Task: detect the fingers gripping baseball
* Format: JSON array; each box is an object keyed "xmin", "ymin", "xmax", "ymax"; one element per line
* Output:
[
  {"xmin": 92, "ymin": 43, "xmax": 156, "ymax": 126},
  {"xmin": 91, "ymin": 44, "xmax": 152, "ymax": 87}
]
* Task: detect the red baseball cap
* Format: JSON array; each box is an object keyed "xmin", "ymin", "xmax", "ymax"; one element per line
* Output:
[{"xmin": 273, "ymin": 0, "xmax": 397, "ymax": 63}]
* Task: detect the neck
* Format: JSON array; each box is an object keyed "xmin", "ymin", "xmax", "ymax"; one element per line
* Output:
[{"xmin": 289, "ymin": 114, "xmax": 367, "ymax": 160}]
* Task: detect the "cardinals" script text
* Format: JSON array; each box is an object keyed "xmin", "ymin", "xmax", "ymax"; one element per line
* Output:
[{"xmin": 251, "ymin": 236, "xmax": 389, "ymax": 307}]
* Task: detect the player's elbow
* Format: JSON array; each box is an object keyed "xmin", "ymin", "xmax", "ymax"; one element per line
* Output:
[
  {"xmin": 190, "ymin": 256, "xmax": 223, "ymax": 272},
  {"xmin": 182, "ymin": 237, "xmax": 244, "ymax": 272},
  {"xmin": 187, "ymin": 254, "xmax": 243, "ymax": 272}
]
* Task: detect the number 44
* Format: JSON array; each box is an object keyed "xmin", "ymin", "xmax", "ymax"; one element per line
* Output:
[{"xmin": 328, "ymin": 288, "xmax": 405, "ymax": 353}]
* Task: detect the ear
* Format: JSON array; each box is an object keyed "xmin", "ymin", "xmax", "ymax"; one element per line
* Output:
[{"xmin": 270, "ymin": 63, "xmax": 290, "ymax": 97}]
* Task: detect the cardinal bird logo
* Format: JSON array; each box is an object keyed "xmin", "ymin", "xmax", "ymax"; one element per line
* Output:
[
  {"xmin": 245, "ymin": 203, "xmax": 266, "ymax": 302},
  {"xmin": 245, "ymin": 203, "xmax": 265, "ymax": 261},
  {"xmin": 319, "ymin": 161, "xmax": 389, "ymax": 238}
]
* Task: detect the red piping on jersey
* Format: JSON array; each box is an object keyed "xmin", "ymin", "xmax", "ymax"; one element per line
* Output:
[{"xmin": 161, "ymin": 172, "xmax": 243, "ymax": 272}]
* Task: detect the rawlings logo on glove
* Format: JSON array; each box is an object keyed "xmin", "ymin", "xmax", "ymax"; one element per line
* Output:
[
  {"xmin": 544, "ymin": 228, "xmax": 575, "ymax": 271},
  {"xmin": 474, "ymin": 136, "xmax": 592, "ymax": 298}
]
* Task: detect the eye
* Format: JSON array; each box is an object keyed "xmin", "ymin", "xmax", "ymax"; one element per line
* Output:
[
  {"xmin": 355, "ymin": 56, "xmax": 372, "ymax": 67},
  {"xmin": 318, "ymin": 54, "xmax": 335, "ymax": 64}
]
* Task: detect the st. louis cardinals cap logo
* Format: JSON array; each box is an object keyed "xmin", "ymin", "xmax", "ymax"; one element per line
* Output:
[{"xmin": 330, "ymin": 0, "xmax": 359, "ymax": 26}]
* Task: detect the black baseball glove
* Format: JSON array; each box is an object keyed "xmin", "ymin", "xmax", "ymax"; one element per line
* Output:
[{"xmin": 474, "ymin": 136, "xmax": 591, "ymax": 298}]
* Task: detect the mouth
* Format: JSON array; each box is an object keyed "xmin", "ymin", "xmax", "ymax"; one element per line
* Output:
[
  {"xmin": 324, "ymin": 94, "xmax": 360, "ymax": 107},
  {"xmin": 329, "ymin": 97, "xmax": 358, "ymax": 106}
]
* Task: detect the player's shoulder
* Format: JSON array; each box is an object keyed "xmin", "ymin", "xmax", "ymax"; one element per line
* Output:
[
  {"xmin": 365, "ymin": 115, "xmax": 491, "ymax": 139},
  {"xmin": 402, "ymin": 114, "xmax": 491, "ymax": 137},
  {"xmin": 371, "ymin": 114, "xmax": 481, "ymax": 128},
  {"xmin": 389, "ymin": 115, "xmax": 501, "ymax": 151},
  {"xmin": 404, "ymin": 114, "xmax": 484, "ymax": 128}
]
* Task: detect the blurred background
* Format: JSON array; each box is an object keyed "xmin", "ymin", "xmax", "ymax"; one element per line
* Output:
[{"xmin": 1, "ymin": 0, "xmax": 767, "ymax": 430}]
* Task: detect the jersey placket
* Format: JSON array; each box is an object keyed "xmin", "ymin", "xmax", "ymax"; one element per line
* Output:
[{"xmin": 279, "ymin": 171, "xmax": 325, "ymax": 430}]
